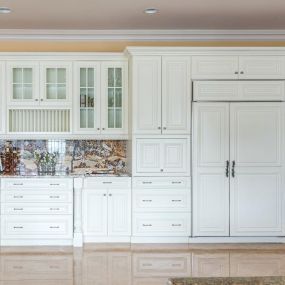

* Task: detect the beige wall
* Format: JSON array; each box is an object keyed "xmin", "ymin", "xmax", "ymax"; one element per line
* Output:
[{"xmin": 0, "ymin": 41, "xmax": 285, "ymax": 52}]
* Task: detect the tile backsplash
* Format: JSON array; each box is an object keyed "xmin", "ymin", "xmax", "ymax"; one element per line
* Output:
[{"xmin": 0, "ymin": 140, "xmax": 127, "ymax": 175}]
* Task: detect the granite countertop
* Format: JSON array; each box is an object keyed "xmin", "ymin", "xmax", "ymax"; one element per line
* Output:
[{"xmin": 169, "ymin": 277, "xmax": 285, "ymax": 285}]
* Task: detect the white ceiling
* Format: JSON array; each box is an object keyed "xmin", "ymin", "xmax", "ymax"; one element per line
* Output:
[{"xmin": 0, "ymin": 0, "xmax": 284, "ymax": 30}]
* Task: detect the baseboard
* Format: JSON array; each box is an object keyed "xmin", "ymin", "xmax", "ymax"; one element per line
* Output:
[
  {"xmin": 189, "ymin": 237, "xmax": 285, "ymax": 243},
  {"xmin": 84, "ymin": 236, "xmax": 131, "ymax": 243},
  {"xmin": 0, "ymin": 239, "xmax": 73, "ymax": 246},
  {"xmin": 131, "ymin": 237, "xmax": 189, "ymax": 243}
]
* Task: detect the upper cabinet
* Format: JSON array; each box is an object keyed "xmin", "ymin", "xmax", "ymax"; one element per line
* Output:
[
  {"xmin": 74, "ymin": 61, "xmax": 128, "ymax": 135},
  {"xmin": 132, "ymin": 55, "xmax": 191, "ymax": 135},
  {"xmin": 192, "ymin": 56, "xmax": 285, "ymax": 79},
  {"xmin": 0, "ymin": 62, "xmax": 5, "ymax": 134}
]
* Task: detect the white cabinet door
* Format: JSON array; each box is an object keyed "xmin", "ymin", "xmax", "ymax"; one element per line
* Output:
[
  {"xmin": 7, "ymin": 61, "xmax": 40, "ymax": 106},
  {"xmin": 101, "ymin": 61, "xmax": 128, "ymax": 135},
  {"xmin": 135, "ymin": 139, "xmax": 162, "ymax": 174},
  {"xmin": 239, "ymin": 56, "xmax": 285, "ymax": 79},
  {"xmin": 82, "ymin": 189, "xmax": 108, "ymax": 237},
  {"xmin": 193, "ymin": 103, "xmax": 230, "ymax": 236},
  {"xmin": 162, "ymin": 56, "xmax": 191, "ymax": 134},
  {"xmin": 0, "ymin": 62, "xmax": 5, "ymax": 134},
  {"xmin": 108, "ymin": 189, "xmax": 131, "ymax": 236},
  {"xmin": 132, "ymin": 56, "xmax": 162, "ymax": 134},
  {"xmin": 230, "ymin": 103, "xmax": 284, "ymax": 236},
  {"xmin": 73, "ymin": 62, "xmax": 101, "ymax": 134},
  {"xmin": 192, "ymin": 56, "xmax": 239, "ymax": 79}
]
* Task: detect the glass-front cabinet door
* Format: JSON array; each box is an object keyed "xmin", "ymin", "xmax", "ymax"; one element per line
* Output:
[
  {"xmin": 7, "ymin": 62, "xmax": 39, "ymax": 106},
  {"xmin": 74, "ymin": 62, "xmax": 101, "ymax": 134},
  {"xmin": 101, "ymin": 62, "xmax": 127, "ymax": 134},
  {"xmin": 40, "ymin": 62, "xmax": 72, "ymax": 106}
]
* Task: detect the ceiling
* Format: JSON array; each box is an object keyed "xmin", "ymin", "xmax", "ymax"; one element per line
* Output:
[{"xmin": 0, "ymin": 0, "xmax": 284, "ymax": 30}]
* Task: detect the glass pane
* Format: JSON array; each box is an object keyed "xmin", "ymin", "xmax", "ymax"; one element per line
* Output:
[
  {"xmin": 80, "ymin": 88, "xmax": 87, "ymax": 107},
  {"xmin": 87, "ymin": 88, "xmax": 94, "ymax": 107},
  {"xmin": 115, "ymin": 88, "xmax": 122, "ymax": 107},
  {"xmin": 23, "ymin": 84, "xmax": 33, "ymax": 99},
  {"xmin": 46, "ymin": 84, "xmax": 57, "ymax": 100},
  {"xmin": 108, "ymin": 88, "xmax": 114, "ymax": 107},
  {"xmin": 108, "ymin": 68, "xmax": 114, "ymax": 87},
  {"xmin": 80, "ymin": 68, "xmax": 87, "ymax": 87},
  {"xmin": 108, "ymin": 109, "xmax": 115, "ymax": 128},
  {"xmin": 80, "ymin": 109, "xmax": 87, "ymax": 128},
  {"xmin": 13, "ymin": 84, "xmax": 22, "ymax": 99},
  {"xmin": 23, "ymin": 68, "xmax": 32, "ymax": 83},
  {"xmin": 58, "ymin": 85, "xmax": 66, "ymax": 99},
  {"xmin": 13, "ymin": 68, "xmax": 22, "ymax": 83},
  {"xmin": 115, "ymin": 108, "xmax": 122, "ymax": 128},
  {"xmin": 87, "ymin": 109, "xmax": 94, "ymax": 128},
  {"xmin": 115, "ymin": 68, "xmax": 122, "ymax": 87},
  {"xmin": 47, "ymin": 68, "xmax": 56, "ymax": 83},
  {"xmin": 57, "ymin": 68, "xmax": 66, "ymax": 83},
  {"xmin": 87, "ymin": 68, "xmax": 94, "ymax": 87}
]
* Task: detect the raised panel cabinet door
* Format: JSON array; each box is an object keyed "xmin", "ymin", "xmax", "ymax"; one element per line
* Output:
[
  {"xmin": 191, "ymin": 56, "xmax": 239, "ymax": 79},
  {"xmin": 162, "ymin": 56, "xmax": 191, "ymax": 134},
  {"xmin": 0, "ymin": 62, "xmax": 5, "ymax": 133},
  {"xmin": 239, "ymin": 56, "xmax": 285, "ymax": 79},
  {"xmin": 108, "ymin": 189, "xmax": 131, "ymax": 236},
  {"xmin": 7, "ymin": 61, "xmax": 40, "ymax": 106},
  {"xmin": 193, "ymin": 103, "xmax": 230, "ymax": 236},
  {"xmin": 230, "ymin": 103, "xmax": 284, "ymax": 236},
  {"xmin": 101, "ymin": 61, "xmax": 128, "ymax": 135},
  {"xmin": 132, "ymin": 56, "xmax": 162, "ymax": 134},
  {"xmin": 74, "ymin": 62, "xmax": 101, "ymax": 134},
  {"xmin": 82, "ymin": 189, "xmax": 108, "ymax": 237},
  {"xmin": 162, "ymin": 138, "xmax": 190, "ymax": 174},
  {"xmin": 135, "ymin": 139, "xmax": 162, "ymax": 174}
]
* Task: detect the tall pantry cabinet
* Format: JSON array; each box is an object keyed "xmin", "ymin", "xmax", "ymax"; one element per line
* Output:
[{"xmin": 127, "ymin": 48, "xmax": 192, "ymax": 242}]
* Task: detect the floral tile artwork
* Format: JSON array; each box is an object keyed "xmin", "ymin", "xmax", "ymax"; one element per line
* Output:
[{"xmin": 0, "ymin": 140, "xmax": 127, "ymax": 175}]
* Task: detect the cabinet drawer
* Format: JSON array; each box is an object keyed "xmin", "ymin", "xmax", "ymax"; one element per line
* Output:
[
  {"xmin": 1, "ymin": 215, "xmax": 73, "ymax": 239},
  {"xmin": 1, "ymin": 178, "xmax": 73, "ymax": 190},
  {"xmin": 0, "ymin": 255, "xmax": 73, "ymax": 280},
  {"xmin": 133, "ymin": 177, "xmax": 190, "ymax": 189},
  {"xmin": 1, "ymin": 203, "xmax": 73, "ymax": 215},
  {"xmin": 83, "ymin": 177, "xmax": 131, "ymax": 188},
  {"xmin": 1, "ymin": 190, "xmax": 73, "ymax": 203},
  {"xmin": 133, "ymin": 253, "xmax": 191, "ymax": 277},
  {"xmin": 133, "ymin": 189, "xmax": 191, "ymax": 212},
  {"xmin": 132, "ymin": 213, "xmax": 191, "ymax": 236}
]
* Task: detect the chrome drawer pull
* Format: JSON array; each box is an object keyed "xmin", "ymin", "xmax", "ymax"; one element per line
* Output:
[
  {"xmin": 142, "ymin": 199, "xmax": 152, "ymax": 202},
  {"xmin": 49, "ymin": 226, "xmax": 60, "ymax": 229},
  {"xmin": 142, "ymin": 224, "xmax": 152, "ymax": 227},
  {"xmin": 172, "ymin": 224, "xmax": 182, "ymax": 227},
  {"xmin": 103, "ymin": 181, "xmax": 112, "ymax": 184},
  {"xmin": 50, "ymin": 183, "xmax": 60, "ymax": 186},
  {"xmin": 13, "ymin": 208, "xmax": 23, "ymax": 211},
  {"xmin": 13, "ymin": 183, "xmax": 23, "ymax": 186},
  {"xmin": 172, "ymin": 264, "xmax": 181, "ymax": 267},
  {"xmin": 13, "ymin": 226, "xmax": 23, "ymax": 229},
  {"xmin": 50, "ymin": 208, "xmax": 60, "ymax": 211},
  {"xmin": 142, "ymin": 181, "xmax": 152, "ymax": 184},
  {"xmin": 172, "ymin": 199, "xmax": 182, "ymax": 202},
  {"xmin": 13, "ymin": 195, "xmax": 23, "ymax": 199},
  {"xmin": 171, "ymin": 181, "xmax": 182, "ymax": 184},
  {"xmin": 49, "ymin": 195, "xmax": 60, "ymax": 199},
  {"xmin": 142, "ymin": 263, "xmax": 153, "ymax": 266}
]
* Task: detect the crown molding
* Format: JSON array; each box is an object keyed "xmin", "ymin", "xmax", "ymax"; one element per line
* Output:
[{"xmin": 0, "ymin": 29, "xmax": 285, "ymax": 41}]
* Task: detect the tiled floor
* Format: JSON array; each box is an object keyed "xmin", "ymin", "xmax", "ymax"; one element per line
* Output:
[{"xmin": 1, "ymin": 244, "xmax": 285, "ymax": 285}]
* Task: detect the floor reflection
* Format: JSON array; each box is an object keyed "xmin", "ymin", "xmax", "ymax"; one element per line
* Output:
[{"xmin": 0, "ymin": 245, "xmax": 285, "ymax": 285}]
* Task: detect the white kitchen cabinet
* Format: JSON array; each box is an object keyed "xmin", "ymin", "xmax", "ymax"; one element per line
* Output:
[
  {"xmin": 192, "ymin": 56, "xmax": 285, "ymax": 79},
  {"xmin": 132, "ymin": 56, "xmax": 191, "ymax": 135},
  {"xmin": 134, "ymin": 137, "xmax": 190, "ymax": 176},
  {"xmin": 82, "ymin": 178, "xmax": 131, "ymax": 240},
  {"xmin": 0, "ymin": 62, "xmax": 5, "ymax": 134},
  {"xmin": 193, "ymin": 102, "xmax": 285, "ymax": 237}
]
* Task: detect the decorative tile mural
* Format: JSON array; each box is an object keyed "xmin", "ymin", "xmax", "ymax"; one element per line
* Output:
[{"xmin": 0, "ymin": 140, "xmax": 127, "ymax": 175}]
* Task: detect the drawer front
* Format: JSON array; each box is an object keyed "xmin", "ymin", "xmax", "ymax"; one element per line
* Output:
[
  {"xmin": 132, "ymin": 177, "xmax": 190, "ymax": 189},
  {"xmin": 0, "ymin": 255, "xmax": 73, "ymax": 280},
  {"xmin": 84, "ymin": 177, "xmax": 131, "ymax": 188},
  {"xmin": 132, "ymin": 213, "xmax": 191, "ymax": 236},
  {"xmin": 133, "ymin": 253, "xmax": 191, "ymax": 277},
  {"xmin": 1, "ymin": 190, "xmax": 73, "ymax": 203},
  {"xmin": 1, "ymin": 215, "xmax": 73, "ymax": 239},
  {"xmin": 1, "ymin": 178, "xmax": 73, "ymax": 190},
  {"xmin": 1, "ymin": 203, "xmax": 73, "ymax": 215},
  {"xmin": 133, "ymin": 189, "xmax": 191, "ymax": 212}
]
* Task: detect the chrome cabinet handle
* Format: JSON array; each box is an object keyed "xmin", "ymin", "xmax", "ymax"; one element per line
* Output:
[
  {"xmin": 226, "ymin": 160, "xmax": 229, "ymax": 177},
  {"xmin": 13, "ymin": 195, "xmax": 23, "ymax": 199},
  {"xmin": 13, "ymin": 226, "xmax": 23, "ymax": 229},
  {"xmin": 35, "ymin": 99, "xmax": 39, "ymax": 101},
  {"xmin": 50, "ymin": 183, "xmax": 60, "ymax": 186},
  {"xmin": 172, "ymin": 199, "xmax": 182, "ymax": 202},
  {"xmin": 172, "ymin": 224, "xmax": 182, "ymax": 227},
  {"xmin": 109, "ymin": 194, "xmax": 112, "ymax": 197},
  {"xmin": 160, "ymin": 169, "xmax": 164, "ymax": 172},
  {"xmin": 234, "ymin": 71, "xmax": 238, "ymax": 74},
  {"xmin": 172, "ymin": 181, "xmax": 182, "ymax": 184},
  {"xmin": 240, "ymin": 71, "xmax": 244, "ymax": 74},
  {"xmin": 13, "ymin": 208, "xmax": 23, "ymax": 211},
  {"xmin": 158, "ymin": 126, "xmax": 161, "ymax": 130},
  {"xmin": 142, "ymin": 199, "xmax": 152, "ymax": 202},
  {"xmin": 163, "ymin": 127, "xmax": 167, "ymax": 130},
  {"xmin": 49, "ymin": 195, "xmax": 60, "ymax": 198},
  {"xmin": 142, "ymin": 224, "xmax": 152, "ymax": 227},
  {"xmin": 142, "ymin": 181, "xmax": 152, "ymax": 184},
  {"xmin": 103, "ymin": 181, "xmax": 112, "ymax": 184},
  {"xmin": 49, "ymin": 226, "xmax": 60, "ymax": 229},
  {"xmin": 13, "ymin": 183, "xmax": 23, "ymax": 186},
  {"xmin": 232, "ymin": 160, "xmax": 236, "ymax": 178},
  {"xmin": 50, "ymin": 208, "xmax": 60, "ymax": 211},
  {"xmin": 103, "ymin": 194, "xmax": 107, "ymax": 196}
]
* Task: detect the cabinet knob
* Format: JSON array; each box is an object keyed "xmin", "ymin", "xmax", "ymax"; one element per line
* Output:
[
  {"xmin": 102, "ymin": 128, "xmax": 105, "ymax": 130},
  {"xmin": 35, "ymin": 99, "xmax": 39, "ymax": 101},
  {"xmin": 240, "ymin": 71, "xmax": 244, "ymax": 74},
  {"xmin": 97, "ymin": 128, "xmax": 100, "ymax": 130},
  {"xmin": 103, "ymin": 194, "xmax": 107, "ymax": 196},
  {"xmin": 160, "ymin": 169, "xmax": 164, "ymax": 172},
  {"xmin": 234, "ymin": 71, "xmax": 238, "ymax": 74},
  {"xmin": 109, "ymin": 194, "xmax": 112, "ymax": 197},
  {"xmin": 40, "ymin": 99, "xmax": 43, "ymax": 101},
  {"xmin": 158, "ymin": 127, "xmax": 161, "ymax": 130},
  {"xmin": 163, "ymin": 127, "xmax": 166, "ymax": 130}
]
